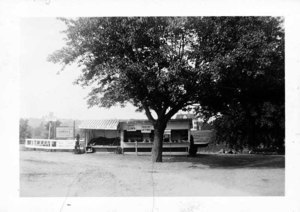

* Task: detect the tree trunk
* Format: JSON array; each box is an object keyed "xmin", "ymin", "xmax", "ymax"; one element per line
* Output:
[{"xmin": 152, "ymin": 121, "xmax": 167, "ymax": 162}]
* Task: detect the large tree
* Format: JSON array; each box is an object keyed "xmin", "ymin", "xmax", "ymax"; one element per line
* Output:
[
  {"xmin": 191, "ymin": 17, "xmax": 284, "ymax": 150},
  {"xmin": 48, "ymin": 17, "xmax": 209, "ymax": 162},
  {"xmin": 48, "ymin": 17, "xmax": 284, "ymax": 161}
]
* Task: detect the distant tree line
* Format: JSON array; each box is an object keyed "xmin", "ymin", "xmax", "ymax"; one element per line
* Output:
[
  {"xmin": 19, "ymin": 119, "xmax": 32, "ymax": 144},
  {"xmin": 19, "ymin": 119, "xmax": 61, "ymax": 143}
]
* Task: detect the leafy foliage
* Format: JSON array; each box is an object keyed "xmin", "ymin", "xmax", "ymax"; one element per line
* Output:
[
  {"xmin": 212, "ymin": 102, "xmax": 284, "ymax": 151},
  {"xmin": 190, "ymin": 17, "xmax": 284, "ymax": 150},
  {"xmin": 19, "ymin": 119, "xmax": 32, "ymax": 143},
  {"xmin": 32, "ymin": 122, "xmax": 46, "ymax": 138},
  {"xmin": 48, "ymin": 17, "xmax": 284, "ymax": 159},
  {"xmin": 48, "ymin": 17, "xmax": 212, "ymax": 161},
  {"xmin": 48, "ymin": 18, "xmax": 209, "ymax": 124}
]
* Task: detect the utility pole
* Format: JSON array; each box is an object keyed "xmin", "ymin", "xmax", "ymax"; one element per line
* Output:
[
  {"xmin": 73, "ymin": 120, "xmax": 76, "ymax": 139},
  {"xmin": 48, "ymin": 121, "xmax": 51, "ymax": 139},
  {"xmin": 46, "ymin": 112, "xmax": 57, "ymax": 140}
]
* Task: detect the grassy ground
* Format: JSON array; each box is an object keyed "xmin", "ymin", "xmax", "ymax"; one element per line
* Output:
[{"xmin": 20, "ymin": 147, "xmax": 285, "ymax": 197}]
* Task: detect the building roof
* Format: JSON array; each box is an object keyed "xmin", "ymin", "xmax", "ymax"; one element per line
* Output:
[
  {"xmin": 176, "ymin": 113, "xmax": 196, "ymax": 119},
  {"xmin": 79, "ymin": 119, "xmax": 121, "ymax": 130},
  {"xmin": 79, "ymin": 119, "xmax": 192, "ymax": 130}
]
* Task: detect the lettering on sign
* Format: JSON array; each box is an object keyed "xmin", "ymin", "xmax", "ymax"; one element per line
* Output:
[
  {"xmin": 127, "ymin": 125, "xmax": 136, "ymax": 131},
  {"xmin": 141, "ymin": 125, "xmax": 152, "ymax": 133},
  {"xmin": 25, "ymin": 139, "xmax": 76, "ymax": 149},
  {"xmin": 56, "ymin": 127, "xmax": 74, "ymax": 138},
  {"xmin": 192, "ymin": 120, "xmax": 198, "ymax": 130},
  {"xmin": 164, "ymin": 129, "xmax": 171, "ymax": 135},
  {"xmin": 56, "ymin": 140, "xmax": 75, "ymax": 148}
]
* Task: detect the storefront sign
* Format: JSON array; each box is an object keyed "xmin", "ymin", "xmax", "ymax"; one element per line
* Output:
[
  {"xmin": 127, "ymin": 125, "xmax": 136, "ymax": 131},
  {"xmin": 192, "ymin": 119, "xmax": 198, "ymax": 130},
  {"xmin": 56, "ymin": 140, "xmax": 76, "ymax": 148},
  {"xmin": 141, "ymin": 125, "xmax": 152, "ymax": 133},
  {"xmin": 164, "ymin": 129, "xmax": 171, "ymax": 134},
  {"xmin": 56, "ymin": 127, "xmax": 74, "ymax": 138},
  {"xmin": 25, "ymin": 139, "xmax": 77, "ymax": 150}
]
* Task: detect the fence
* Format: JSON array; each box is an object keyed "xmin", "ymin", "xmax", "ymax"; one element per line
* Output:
[
  {"xmin": 25, "ymin": 139, "xmax": 84, "ymax": 150},
  {"xmin": 122, "ymin": 141, "xmax": 189, "ymax": 155}
]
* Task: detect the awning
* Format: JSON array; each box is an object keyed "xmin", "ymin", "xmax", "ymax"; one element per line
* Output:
[{"xmin": 79, "ymin": 119, "xmax": 121, "ymax": 130}]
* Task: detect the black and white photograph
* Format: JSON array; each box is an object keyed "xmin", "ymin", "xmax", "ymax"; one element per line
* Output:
[{"xmin": 1, "ymin": 1, "xmax": 300, "ymax": 212}]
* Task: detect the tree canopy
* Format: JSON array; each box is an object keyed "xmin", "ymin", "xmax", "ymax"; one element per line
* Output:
[
  {"xmin": 49, "ymin": 17, "xmax": 211, "ymax": 162},
  {"xmin": 49, "ymin": 17, "xmax": 284, "ymax": 160},
  {"xmin": 190, "ymin": 17, "xmax": 284, "ymax": 150},
  {"xmin": 49, "ymin": 18, "xmax": 206, "ymax": 122}
]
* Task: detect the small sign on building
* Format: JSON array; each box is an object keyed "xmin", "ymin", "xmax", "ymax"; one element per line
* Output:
[
  {"xmin": 56, "ymin": 127, "xmax": 74, "ymax": 138},
  {"xmin": 164, "ymin": 129, "xmax": 171, "ymax": 135},
  {"xmin": 141, "ymin": 125, "xmax": 152, "ymax": 133},
  {"xmin": 127, "ymin": 125, "xmax": 136, "ymax": 131},
  {"xmin": 192, "ymin": 119, "xmax": 198, "ymax": 131}
]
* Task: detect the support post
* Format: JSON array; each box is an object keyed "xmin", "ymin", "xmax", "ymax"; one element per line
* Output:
[
  {"xmin": 48, "ymin": 121, "xmax": 51, "ymax": 139},
  {"xmin": 73, "ymin": 120, "xmax": 76, "ymax": 139},
  {"xmin": 120, "ymin": 130, "xmax": 124, "ymax": 154},
  {"xmin": 187, "ymin": 129, "xmax": 191, "ymax": 156},
  {"xmin": 85, "ymin": 130, "xmax": 87, "ymax": 147},
  {"xmin": 53, "ymin": 121, "xmax": 56, "ymax": 139},
  {"xmin": 135, "ymin": 141, "xmax": 138, "ymax": 155}
]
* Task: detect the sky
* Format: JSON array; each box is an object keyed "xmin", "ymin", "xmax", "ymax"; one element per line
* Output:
[{"xmin": 19, "ymin": 18, "xmax": 147, "ymax": 120}]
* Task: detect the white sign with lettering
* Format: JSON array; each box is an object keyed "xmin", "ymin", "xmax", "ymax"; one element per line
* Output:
[
  {"xmin": 164, "ymin": 129, "xmax": 171, "ymax": 135},
  {"xmin": 56, "ymin": 140, "xmax": 76, "ymax": 148},
  {"xmin": 127, "ymin": 125, "xmax": 136, "ymax": 131},
  {"xmin": 141, "ymin": 125, "xmax": 152, "ymax": 133},
  {"xmin": 56, "ymin": 127, "xmax": 74, "ymax": 138},
  {"xmin": 25, "ymin": 139, "xmax": 78, "ymax": 150}
]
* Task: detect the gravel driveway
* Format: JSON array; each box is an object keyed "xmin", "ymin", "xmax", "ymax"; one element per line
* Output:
[{"xmin": 20, "ymin": 149, "xmax": 285, "ymax": 197}]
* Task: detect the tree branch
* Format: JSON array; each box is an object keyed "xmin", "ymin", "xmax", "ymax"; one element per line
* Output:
[
  {"xmin": 164, "ymin": 105, "xmax": 182, "ymax": 121},
  {"xmin": 143, "ymin": 103, "xmax": 156, "ymax": 124},
  {"xmin": 156, "ymin": 105, "xmax": 168, "ymax": 120},
  {"xmin": 180, "ymin": 33, "xmax": 185, "ymax": 61}
]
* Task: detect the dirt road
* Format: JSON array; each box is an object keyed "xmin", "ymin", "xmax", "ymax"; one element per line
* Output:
[{"xmin": 20, "ymin": 149, "xmax": 284, "ymax": 197}]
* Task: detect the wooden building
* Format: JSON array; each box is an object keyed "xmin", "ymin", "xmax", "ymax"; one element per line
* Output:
[{"xmin": 79, "ymin": 119, "xmax": 192, "ymax": 154}]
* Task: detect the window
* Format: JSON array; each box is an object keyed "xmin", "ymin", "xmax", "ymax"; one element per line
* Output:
[
  {"xmin": 171, "ymin": 130, "xmax": 188, "ymax": 142},
  {"xmin": 124, "ymin": 130, "xmax": 154, "ymax": 142}
]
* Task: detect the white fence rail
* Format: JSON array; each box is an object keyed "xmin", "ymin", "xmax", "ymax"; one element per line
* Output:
[
  {"xmin": 25, "ymin": 139, "xmax": 84, "ymax": 150},
  {"xmin": 122, "ymin": 142, "xmax": 189, "ymax": 148}
]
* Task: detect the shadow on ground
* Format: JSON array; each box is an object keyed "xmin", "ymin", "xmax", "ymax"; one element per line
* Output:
[{"xmin": 164, "ymin": 154, "xmax": 285, "ymax": 169}]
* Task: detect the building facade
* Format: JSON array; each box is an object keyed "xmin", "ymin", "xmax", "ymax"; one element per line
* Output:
[{"xmin": 79, "ymin": 119, "xmax": 192, "ymax": 154}]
